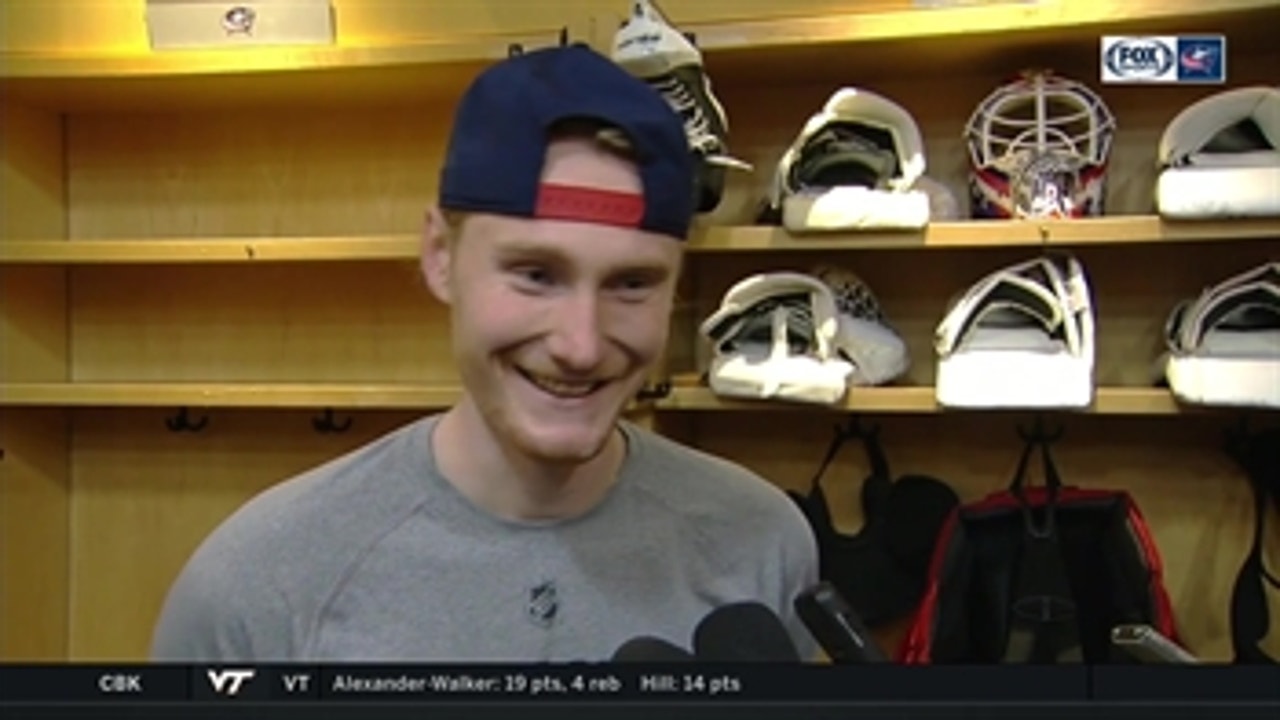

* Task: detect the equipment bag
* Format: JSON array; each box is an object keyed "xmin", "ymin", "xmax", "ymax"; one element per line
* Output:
[{"xmin": 900, "ymin": 426, "xmax": 1178, "ymax": 663}]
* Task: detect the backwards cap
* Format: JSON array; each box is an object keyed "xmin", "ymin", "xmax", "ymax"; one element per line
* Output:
[{"xmin": 439, "ymin": 44, "xmax": 695, "ymax": 240}]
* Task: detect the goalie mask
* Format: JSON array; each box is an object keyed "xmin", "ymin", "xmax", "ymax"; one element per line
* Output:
[{"xmin": 965, "ymin": 71, "xmax": 1115, "ymax": 219}]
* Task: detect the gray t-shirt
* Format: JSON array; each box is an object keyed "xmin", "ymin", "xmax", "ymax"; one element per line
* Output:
[{"xmin": 151, "ymin": 415, "xmax": 819, "ymax": 661}]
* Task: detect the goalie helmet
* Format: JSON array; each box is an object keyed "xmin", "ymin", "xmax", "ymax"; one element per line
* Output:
[{"xmin": 965, "ymin": 70, "xmax": 1115, "ymax": 219}]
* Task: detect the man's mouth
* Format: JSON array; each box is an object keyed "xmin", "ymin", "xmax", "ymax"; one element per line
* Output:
[{"xmin": 517, "ymin": 368, "xmax": 606, "ymax": 399}]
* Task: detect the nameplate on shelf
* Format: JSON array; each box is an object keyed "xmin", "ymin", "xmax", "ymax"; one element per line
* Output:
[{"xmin": 147, "ymin": 0, "xmax": 335, "ymax": 51}]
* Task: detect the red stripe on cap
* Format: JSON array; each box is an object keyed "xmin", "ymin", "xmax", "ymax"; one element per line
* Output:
[{"xmin": 535, "ymin": 183, "xmax": 644, "ymax": 228}]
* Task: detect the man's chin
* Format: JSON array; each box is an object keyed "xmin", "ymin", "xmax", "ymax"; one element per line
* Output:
[{"xmin": 514, "ymin": 424, "xmax": 616, "ymax": 465}]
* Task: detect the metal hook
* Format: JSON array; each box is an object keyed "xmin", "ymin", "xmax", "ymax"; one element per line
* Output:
[
  {"xmin": 836, "ymin": 414, "xmax": 880, "ymax": 441},
  {"xmin": 312, "ymin": 408, "xmax": 353, "ymax": 434},
  {"xmin": 165, "ymin": 407, "xmax": 209, "ymax": 433},
  {"xmin": 1017, "ymin": 412, "xmax": 1064, "ymax": 445},
  {"xmin": 1229, "ymin": 412, "xmax": 1253, "ymax": 439},
  {"xmin": 1224, "ymin": 412, "xmax": 1256, "ymax": 462},
  {"xmin": 635, "ymin": 380, "xmax": 672, "ymax": 402}
]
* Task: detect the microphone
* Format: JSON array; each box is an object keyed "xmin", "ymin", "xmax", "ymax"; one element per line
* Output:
[
  {"xmin": 691, "ymin": 601, "xmax": 802, "ymax": 662},
  {"xmin": 611, "ymin": 636, "xmax": 695, "ymax": 662},
  {"xmin": 1111, "ymin": 624, "xmax": 1200, "ymax": 664},
  {"xmin": 794, "ymin": 581, "xmax": 889, "ymax": 664}
]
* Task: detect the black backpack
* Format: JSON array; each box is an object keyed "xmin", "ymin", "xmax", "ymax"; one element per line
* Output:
[{"xmin": 788, "ymin": 418, "xmax": 959, "ymax": 629}]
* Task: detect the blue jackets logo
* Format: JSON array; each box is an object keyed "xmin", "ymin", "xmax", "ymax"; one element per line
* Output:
[
  {"xmin": 1101, "ymin": 36, "xmax": 1226, "ymax": 84},
  {"xmin": 1177, "ymin": 37, "xmax": 1226, "ymax": 83}
]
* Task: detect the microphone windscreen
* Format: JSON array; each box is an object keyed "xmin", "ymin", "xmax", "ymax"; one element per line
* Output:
[
  {"xmin": 611, "ymin": 636, "xmax": 695, "ymax": 662},
  {"xmin": 692, "ymin": 601, "xmax": 802, "ymax": 662}
]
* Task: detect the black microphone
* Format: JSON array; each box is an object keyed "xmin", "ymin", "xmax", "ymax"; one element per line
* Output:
[
  {"xmin": 611, "ymin": 636, "xmax": 695, "ymax": 662},
  {"xmin": 691, "ymin": 601, "xmax": 802, "ymax": 662},
  {"xmin": 794, "ymin": 581, "xmax": 889, "ymax": 664}
]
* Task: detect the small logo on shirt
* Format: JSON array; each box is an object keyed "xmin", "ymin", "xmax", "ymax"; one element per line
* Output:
[
  {"xmin": 1176, "ymin": 37, "xmax": 1226, "ymax": 83},
  {"xmin": 526, "ymin": 580, "xmax": 559, "ymax": 628}
]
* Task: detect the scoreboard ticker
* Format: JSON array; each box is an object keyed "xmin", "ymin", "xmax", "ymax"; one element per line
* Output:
[{"xmin": 1, "ymin": 663, "xmax": 1276, "ymax": 719}]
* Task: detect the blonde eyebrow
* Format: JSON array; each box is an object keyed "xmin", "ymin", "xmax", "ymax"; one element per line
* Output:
[{"xmin": 492, "ymin": 241, "xmax": 673, "ymax": 281}]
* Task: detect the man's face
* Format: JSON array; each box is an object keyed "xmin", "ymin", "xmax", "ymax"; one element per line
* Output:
[{"xmin": 423, "ymin": 136, "xmax": 682, "ymax": 465}]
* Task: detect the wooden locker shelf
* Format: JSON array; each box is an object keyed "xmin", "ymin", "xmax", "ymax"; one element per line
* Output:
[
  {"xmin": 687, "ymin": 217, "xmax": 1280, "ymax": 253},
  {"xmin": 3, "ymin": 0, "xmax": 1266, "ymax": 76},
  {"xmin": 2, "ymin": 217, "xmax": 1275, "ymax": 264},
  {"xmin": 693, "ymin": 1, "xmax": 1278, "ymax": 82},
  {"xmin": 0, "ymin": 31, "xmax": 567, "ymax": 112},
  {"xmin": 0, "ymin": 36, "xmax": 542, "ymax": 79},
  {"xmin": 5, "ymin": 1, "xmax": 1275, "ymax": 112},
  {"xmin": 655, "ymin": 380, "xmax": 1188, "ymax": 415},
  {"xmin": 687, "ymin": 0, "xmax": 1275, "ymax": 53},
  {"xmin": 0, "ymin": 236, "xmax": 420, "ymax": 264},
  {"xmin": 0, "ymin": 382, "xmax": 462, "ymax": 409},
  {"xmin": 0, "ymin": 379, "xmax": 1193, "ymax": 415}
]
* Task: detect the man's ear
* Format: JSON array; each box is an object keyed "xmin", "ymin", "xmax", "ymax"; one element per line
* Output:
[{"xmin": 421, "ymin": 205, "xmax": 453, "ymax": 304}]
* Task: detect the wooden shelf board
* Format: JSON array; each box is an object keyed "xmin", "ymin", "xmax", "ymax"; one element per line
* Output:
[
  {"xmin": 692, "ymin": 0, "xmax": 1274, "ymax": 53},
  {"xmin": 655, "ymin": 379, "xmax": 1189, "ymax": 415},
  {"xmin": 5, "ymin": 2, "xmax": 1275, "ymax": 112},
  {"xmin": 688, "ymin": 217, "xmax": 1280, "ymax": 253},
  {"xmin": 696, "ymin": 3, "xmax": 1280, "ymax": 86},
  {"xmin": 5, "ymin": 1, "xmax": 1265, "ymax": 78},
  {"xmin": 0, "ymin": 382, "xmax": 462, "ymax": 409},
  {"xmin": 0, "ymin": 381, "xmax": 1191, "ymax": 415},
  {"xmin": 0, "ymin": 236, "xmax": 420, "ymax": 264},
  {"xmin": 0, "ymin": 36, "xmax": 538, "ymax": 80},
  {"xmin": 0, "ymin": 33, "xmax": 560, "ymax": 113},
  {"xmin": 2, "ymin": 217, "xmax": 1274, "ymax": 264}
]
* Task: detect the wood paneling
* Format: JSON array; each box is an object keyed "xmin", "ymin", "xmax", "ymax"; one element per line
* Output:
[
  {"xmin": 66, "ymin": 107, "xmax": 455, "ymax": 239},
  {"xmin": 0, "ymin": 102, "xmax": 70, "ymax": 659},
  {"xmin": 0, "ymin": 410, "xmax": 71, "ymax": 659},
  {"xmin": 69, "ymin": 263, "xmax": 449, "ymax": 383},
  {"xmin": 65, "ymin": 408, "xmax": 422, "ymax": 659},
  {"xmin": 0, "ymin": 0, "xmax": 595, "ymax": 53},
  {"xmin": 0, "ymin": 103, "xmax": 65, "ymax": 241}
]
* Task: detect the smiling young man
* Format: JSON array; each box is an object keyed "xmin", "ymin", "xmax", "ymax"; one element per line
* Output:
[{"xmin": 151, "ymin": 45, "xmax": 818, "ymax": 662}]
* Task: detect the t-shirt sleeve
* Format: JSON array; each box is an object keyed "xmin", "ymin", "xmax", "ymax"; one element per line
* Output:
[
  {"xmin": 150, "ymin": 529, "xmax": 293, "ymax": 662},
  {"xmin": 776, "ymin": 501, "xmax": 823, "ymax": 662}
]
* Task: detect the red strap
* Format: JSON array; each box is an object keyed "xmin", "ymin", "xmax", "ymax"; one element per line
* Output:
[{"xmin": 535, "ymin": 183, "xmax": 644, "ymax": 228}]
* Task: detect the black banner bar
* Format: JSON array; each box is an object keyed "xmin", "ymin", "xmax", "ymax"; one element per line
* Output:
[
  {"xmin": 0, "ymin": 665, "xmax": 188, "ymax": 702},
  {"xmin": 1, "ymin": 664, "xmax": 1277, "ymax": 704},
  {"xmin": 4, "ymin": 704, "xmax": 1280, "ymax": 720},
  {"xmin": 1092, "ymin": 666, "xmax": 1280, "ymax": 702}
]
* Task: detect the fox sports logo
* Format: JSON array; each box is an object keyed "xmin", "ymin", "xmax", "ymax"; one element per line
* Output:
[{"xmin": 1105, "ymin": 38, "xmax": 1175, "ymax": 80}]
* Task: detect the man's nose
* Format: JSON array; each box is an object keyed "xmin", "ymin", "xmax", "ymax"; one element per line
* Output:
[{"xmin": 545, "ymin": 291, "xmax": 606, "ymax": 372}]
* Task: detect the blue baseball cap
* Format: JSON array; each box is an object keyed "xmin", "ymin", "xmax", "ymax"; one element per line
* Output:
[{"xmin": 439, "ymin": 44, "xmax": 695, "ymax": 241}]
